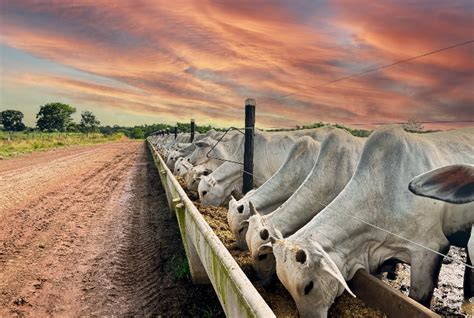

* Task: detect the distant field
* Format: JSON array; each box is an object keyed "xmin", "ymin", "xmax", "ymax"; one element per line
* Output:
[{"xmin": 0, "ymin": 131, "xmax": 124, "ymax": 159}]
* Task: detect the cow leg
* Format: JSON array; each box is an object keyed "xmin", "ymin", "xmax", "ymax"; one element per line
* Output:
[{"xmin": 409, "ymin": 246, "xmax": 449, "ymax": 307}]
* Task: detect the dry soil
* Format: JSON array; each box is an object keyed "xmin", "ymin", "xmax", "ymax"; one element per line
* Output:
[{"xmin": 0, "ymin": 141, "xmax": 222, "ymax": 317}]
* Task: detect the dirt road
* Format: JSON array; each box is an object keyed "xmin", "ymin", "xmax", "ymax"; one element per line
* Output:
[{"xmin": 0, "ymin": 142, "xmax": 222, "ymax": 317}]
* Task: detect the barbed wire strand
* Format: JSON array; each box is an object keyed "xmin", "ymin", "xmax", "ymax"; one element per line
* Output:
[
  {"xmin": 160, "ymin": 131, "xmax": 473, "ymax": 269},
  {"xmin": 308, "ymin": 196, "xmax": 473, "ymax": 269},
  {"xmin": 265, "ymin": 40, "xmax": 474, "ymax": 102}
]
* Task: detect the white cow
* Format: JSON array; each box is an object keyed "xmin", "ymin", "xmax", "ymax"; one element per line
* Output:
[
  {"xmin": 174, "ymin": 158, "xmax": 194, "ymax": 178},
  {"xmin": 199, "ymin": 127, "xmax": 336, "ymax": 207},
  {"xmin": 245, "ymin": 129, "xmax": 366, "ymax": 284},
  {"xmin": 166, "ymin": 143, "xmax": 196, "ymax": 170},
  {"xmin": 272, "ymin": 126, "xmax": 474, "ymax": 318},
  {"xmin": 166, "ymin": 130, "xmax": 223, "ymax": 172},
  {"xmin": 184, "ymin": 132, "xmax": 245, "ymax": 190},
  {"xmin": 228, "ymin": 136, "xmax": 322, "ymax": 250},
  {"xmin": 409, "ymin": 164, "xmax": 474, "ymax": 299}
]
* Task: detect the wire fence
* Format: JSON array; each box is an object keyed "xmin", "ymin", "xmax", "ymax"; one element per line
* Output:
[{"xmin": 158, "ymin": 39, "xmax": 474, "ymax": 270}]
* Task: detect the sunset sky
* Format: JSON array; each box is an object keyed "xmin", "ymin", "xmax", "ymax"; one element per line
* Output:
[{"xmin": 0, "ymin": 0, "xmax": 473, "ymax": 129}]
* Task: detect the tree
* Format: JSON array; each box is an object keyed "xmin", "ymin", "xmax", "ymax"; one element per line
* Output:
[
  {"xmin": 79, "ymin": 110, "xmax": 100, "ymax": 136},
  {"xmin": 36, "ymin": 102, "xmax": 76, "ymax": 132},
  {"xmin": 129, "ymin": 127, "xmax": 145, "ymax": 139},
  {"xmin": 403, "ymin": 118, "xmax": 424, "ymax": 132},
  {"xmin": 0, "ymin": 110, "xmax": 26, "ymax": 131}
]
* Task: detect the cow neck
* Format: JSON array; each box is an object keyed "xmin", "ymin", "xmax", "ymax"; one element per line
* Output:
[
  {"xmin": 212, "ymin": 162, "xmax": 241, "ymax": 183},
  {"xmin": 307, "ymin": 216, "xmax": 374, "ymax": 281}
]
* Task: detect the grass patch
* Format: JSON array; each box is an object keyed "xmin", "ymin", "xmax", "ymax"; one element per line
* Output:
[
  {"xmin": 0, "ymin": 131, "xmax": 124, "ymax": 159},
  {"xmin": 170, "ymin": 255, "xmax": 191, "ymax": 280},
  {"xmin": 197, "ymin": 305, "xmax": 224, "ymax": 318}
]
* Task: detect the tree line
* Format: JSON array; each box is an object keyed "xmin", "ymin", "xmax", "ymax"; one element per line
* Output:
[
  {"xmin": 0, "ymin": 102, "xmax": 217, "ymax": 140},
  {"xmin": 1, "ymin": 103, "xmax": 100, "ymax": 135},
  {"xmin": 2, "ymin": 102, "xmax": 431, "ymax": 140}
]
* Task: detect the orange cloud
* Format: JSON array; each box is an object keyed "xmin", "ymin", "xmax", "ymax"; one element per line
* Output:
[{"xmin": 0, "ymin": 0, "xmax": 472, "ymax": 129}]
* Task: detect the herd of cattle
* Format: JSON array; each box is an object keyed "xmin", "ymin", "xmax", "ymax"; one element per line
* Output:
[{"xmin": 148, "ymin": 125, "xmax": 473, "ymax": 317}]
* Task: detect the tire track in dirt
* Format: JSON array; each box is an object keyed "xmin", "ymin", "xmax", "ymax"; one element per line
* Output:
[
  {"xmin": 81, "ymin": 146, "xmax": 223, "ymax": 317},
  {"xmin": 0, "ymin": 141, "xmax": 141, "ymax": 316}
]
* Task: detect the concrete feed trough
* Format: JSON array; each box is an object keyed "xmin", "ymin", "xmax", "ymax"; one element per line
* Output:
[{"xmin": 149, "ymin": 141, "xmax": 275, "ymax": 318}]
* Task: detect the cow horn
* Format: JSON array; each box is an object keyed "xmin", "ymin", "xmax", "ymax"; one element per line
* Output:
[
  {"xmin": 249, "ymin": 201, "xmax": 258, "ymax": 216},
  {"xmin": 317, "ymin": 243, "xmax": 356, "ymax": 298}
]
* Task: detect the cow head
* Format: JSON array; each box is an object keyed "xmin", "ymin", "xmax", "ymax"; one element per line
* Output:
[
  {"xmin": 187, "ymin": 138, "xmax": 212, "ymax": 165},
  {"xmin": 409, "ymin": 164, "xmax": 474, "ymax": 204},
  {"xmin": 185, "ymin": 165, "xmax": 213, "ymax": 191},
  {"xmin": 166, "ymin": 151, "xmax": 180, "ymax": 170},
  {"xmin": 176, "ymin": 160, "xmax": 193, "ymax": 177},
  {"xmin": 227, "ymin": 192, "xmax": 256, "ymax": 250},
  {"xmin": 272, "ymin": 238, "xmax": 355, "ymax": 318},
  {"xmin": 198, "ymin": 170, "xmax": 243, "ymax": 207},
  {"xmin": 245, "ymin": 204, "xmax": 282, "ymax": 286},
  {"xmin": 173, "ymin": 157, "xmax": 184, "ymax": 174}
]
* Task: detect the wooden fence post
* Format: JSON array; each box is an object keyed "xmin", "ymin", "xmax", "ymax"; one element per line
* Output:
[
  {"xmin": 190, "ymin": 119, "xmax": 195, "ymax": 143},
  {"xmin": 243, "ymin": 98, "xmax": 255, "ymax": 194},
  {"xmin": 174, "ymin": 126, "xmax": 178, "ymax": 139}
]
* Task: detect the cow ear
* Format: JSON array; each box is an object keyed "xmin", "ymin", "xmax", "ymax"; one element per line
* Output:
[
  {"xmin": 409, "ymin": 164, "xmax": 474, "ymax": 204},
  {"xmin": 257, "ymin": 242, "xmax": 273, "ymax": 254},
  {"xmin": 195, "ymin": 140, "xmax": 210, "ymax": 147},
  {"xmin": 269, "ymin": 236, "xmax": 277, "ymax": 244},
  {"xmin": 249, "ymin": 201, "xmax": 259, "ymax": 216},
  {"xmin": 239, "ymin": 220, "xmax": 249, "ymax": 227},
  {"xmin": 316, "ymin": 245, "xmax": 355, "ymax": 297}
]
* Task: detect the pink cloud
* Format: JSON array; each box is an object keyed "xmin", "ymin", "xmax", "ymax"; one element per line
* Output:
[{"xmin": 0, "ymin": 0, "xmax": 472, "ymax": 129}]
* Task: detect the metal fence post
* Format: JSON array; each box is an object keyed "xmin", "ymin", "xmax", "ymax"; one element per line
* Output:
[
  {"xmin": 190, "ymin": 119, "xmax": 195, "ymax": 143},
  {"xmin": 243, "ymin": 98, "xmax": 255, "ymax": 194},
  {"xmin": 174, "ymin": 126, "xmax": 178, "ymax": 139}
]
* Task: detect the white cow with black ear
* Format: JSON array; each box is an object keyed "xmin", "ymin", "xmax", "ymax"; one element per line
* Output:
[
  {"xmin": 272, "ymin": 126, "xmax": 474, "ymax": 318},
  {"xmin": 246, "ymin": 129, "xmax": 365, "ymax": 284},
  {"xmin": 409, "ymin": 163, "xmax": 474, "ymax": 299},
  {"xmin": 228, "ymin": 136, "xmax": 321, "ymax": 250}
]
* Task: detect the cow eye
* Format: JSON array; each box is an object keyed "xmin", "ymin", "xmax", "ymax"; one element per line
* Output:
[
  {"xmin": 237, "ymin": 205, "xmax": 244, "ymax": 213},
  {"xmin": 258, "ymin": 254, "xmax": 268, "ymax": 261},
  {"xmin": 304, "ymin": 281, "xmax": 314, "ymax": 295},
  {"xmin": 260, "ymin": 229, "xmax": 269, "ymax": 240},
  {"xmin": 296, "ymin": 249, "xmax": 306, "ymax": 264}
]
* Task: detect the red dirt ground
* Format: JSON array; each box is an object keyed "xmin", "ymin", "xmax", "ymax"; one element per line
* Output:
[{"xmin": 0, "ymin": 141, "xmax": 223, "ymax": 317}]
